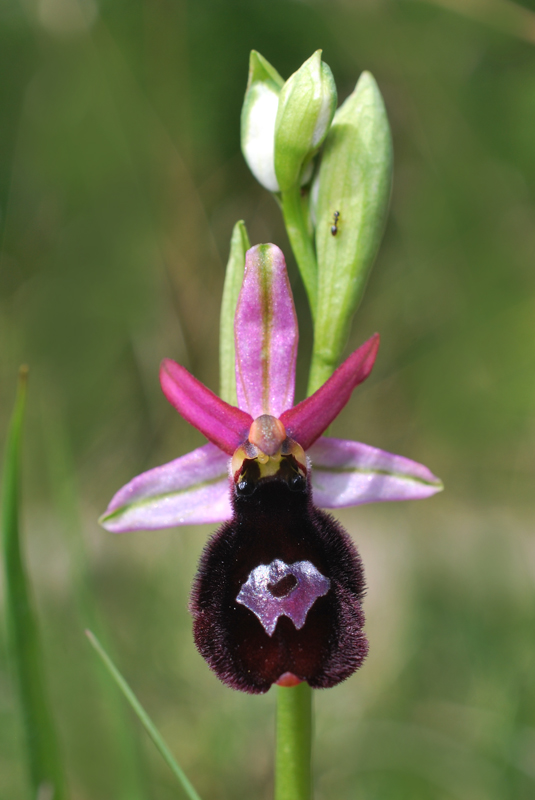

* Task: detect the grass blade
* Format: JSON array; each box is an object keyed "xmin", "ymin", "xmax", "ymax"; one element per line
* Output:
[
  {"xmin": 1, "ymin": 367, "xmax": 67, "ymax": 799},
  {"xmin": 85, "ymin": 629, "xmax": 203, "ymax": 800}
]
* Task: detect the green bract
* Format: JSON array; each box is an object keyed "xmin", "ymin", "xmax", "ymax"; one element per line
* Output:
[
  {"xmin": 274, "ymin": 51, "xmax": 337, "ymax": 193},
  {"xmin": 309, "ymin": 71, "xmax": 393, "ymax": 392},
  {"xmin": 219, "ymin": 220, "xmax": 250, "ymax": 406},
  {"xmin": 241, "ymin": 51, "xmax": 284, "ymax": 192}
]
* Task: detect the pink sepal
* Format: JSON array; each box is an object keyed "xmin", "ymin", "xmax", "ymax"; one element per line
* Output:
[
  {"xmin": 99, "ymin": 443, "xmax": 232, "ymax": 532},
  {"xmin": 160, "ymin": 359, "xmax": 253, "ymax": 455},
  {"xmin": 235, "ymin": 244, "xmax": 298, "ymax": 417},
  {"xmin": 280, "ymin": 334, "xmax": 380, "ymax": 450},
  {"xmin": 309, "ymin": 437, "xmax": 443, "ymax": 508}
]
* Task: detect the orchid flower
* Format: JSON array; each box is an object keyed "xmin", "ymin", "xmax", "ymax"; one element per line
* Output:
[{"xmin": 100, "ymin": 244, "xmax": 442, "ymax": 693}]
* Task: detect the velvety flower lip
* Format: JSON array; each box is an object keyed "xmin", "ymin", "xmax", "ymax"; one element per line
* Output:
[
  {"xmin": 191, "ymin": 475, "xmax": 369, "ymax": 693},
  {"xmin": 100, "ymin": 243, "xmax": 442, "ymax": 533}
]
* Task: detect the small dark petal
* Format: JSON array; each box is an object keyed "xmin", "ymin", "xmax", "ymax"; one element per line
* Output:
[{"xmin": 190, "ymin": 477, "xmax": 368, "ymax": 694}]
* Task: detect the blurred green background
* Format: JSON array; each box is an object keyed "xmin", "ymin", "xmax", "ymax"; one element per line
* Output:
[{"xmin": 2, "ymin": 0, "xmax": 535, "ymax": 798}]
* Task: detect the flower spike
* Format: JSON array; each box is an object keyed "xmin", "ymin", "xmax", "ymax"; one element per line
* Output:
[
  {"xmin": 235, "ymin": 244, "xmax": 298, "ymax": 418},
  {"xmin": 280, "ymin": 333, "xmax": 380, "ymax": 450},
  {"xmin": 160, "ymin": 359, "xmax": 253, "ymax": 455}
]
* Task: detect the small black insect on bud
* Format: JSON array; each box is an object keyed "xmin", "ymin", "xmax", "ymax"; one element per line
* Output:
[
  {"xmin": 331, "ymin": 210, "xmax": 340, "ymax": 236},
  {"xmin": 190, "ymin": 456, "xmax": 368, "ymax": 694}
]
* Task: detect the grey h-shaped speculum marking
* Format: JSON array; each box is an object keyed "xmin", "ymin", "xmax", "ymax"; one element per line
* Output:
[{"xmin": 236, "ymin": 558, "xmax": 331, "ymax": 636}]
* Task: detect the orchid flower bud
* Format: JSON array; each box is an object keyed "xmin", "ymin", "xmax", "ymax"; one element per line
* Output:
[
  {"xmin": 241, "ymin": 51, "xmax": 284, "ymax": 192},
  {"xmin": 309, "ymin": 71, "xmax": 393, "ymax": 390},
  {"xmin": 274, "ymin": 50, "xmax": 337, "ymax": 193}
]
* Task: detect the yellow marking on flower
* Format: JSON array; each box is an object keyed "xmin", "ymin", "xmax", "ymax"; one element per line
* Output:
[{"xmin": 231, "ymin": 416, "xmax": 307, "ymax": 488}]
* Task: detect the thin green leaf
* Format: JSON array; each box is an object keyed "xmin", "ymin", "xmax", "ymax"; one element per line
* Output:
[
  {"xmin": 219, "ymin": 220, "xmax": 250, "ymax": 404},
  {"xmin": 1, "ymin": 367, "xmax": 67, "ymax": 800},
  {"xmin": 85, "ymin": 629, "xmax": 203, "ymax": 800}
]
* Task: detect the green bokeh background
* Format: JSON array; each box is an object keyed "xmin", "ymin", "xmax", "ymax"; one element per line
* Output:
[{"xmin": 2, "ymin": 0, "xmax": 535, "ymax": 798}]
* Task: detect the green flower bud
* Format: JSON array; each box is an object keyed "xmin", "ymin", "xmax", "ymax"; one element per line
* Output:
[
  {"xmin": 241, "ymin": 51, "xmax": 284, "ymax": 192},
  {"xmin": 309, "ymin": 71, "xmax": 393, "ymax": 392},
  {"xmin": 274, "ymin": 50, "xmax": 337, "ymax": 193}
]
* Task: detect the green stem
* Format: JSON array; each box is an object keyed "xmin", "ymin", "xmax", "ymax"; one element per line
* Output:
[
  {"xmin": 281, "ymin": 186, "xmax": 318, "ymax": 317},
  {"xmin": 275, "ymin": 683, "xmax": 312, "ymax": 800}
]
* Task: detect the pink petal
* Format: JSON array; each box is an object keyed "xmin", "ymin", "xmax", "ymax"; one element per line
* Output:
[
  {"xmin": 160, "ymin": 359, "xmax": 253, "ymax": 455},
  {"xmin": 308, "ymin": 437, "xmax": 443, "ymax": 507},
  {"xmin": 99, "ymin": 443, "xmax": 232, "ymax": 532},
  {"xmin": 280, "ymin": 334, "xmax": 380, "ymax": 450},
  {"xmin": 235, "ymin": 244, "xmax": 298, "ymax": 417}
]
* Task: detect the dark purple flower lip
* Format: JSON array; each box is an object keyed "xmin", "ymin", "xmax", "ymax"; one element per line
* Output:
[{"xmin": 190, "ymin": 471, "xmax": 368, "ymax": 694}]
